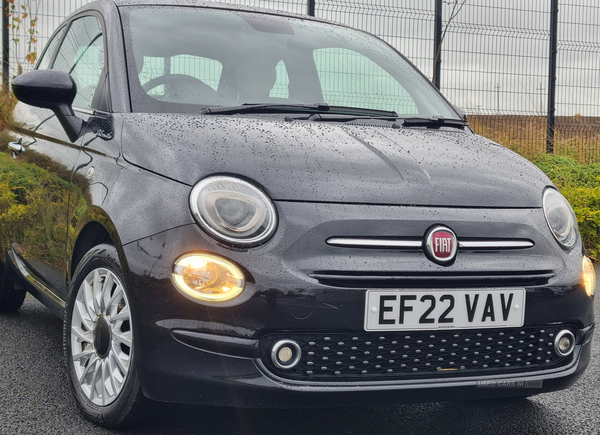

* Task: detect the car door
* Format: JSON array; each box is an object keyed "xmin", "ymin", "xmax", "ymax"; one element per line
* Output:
[{"xmin": 5, "ymin": 14, "xmax": 106, "ymax": 301}]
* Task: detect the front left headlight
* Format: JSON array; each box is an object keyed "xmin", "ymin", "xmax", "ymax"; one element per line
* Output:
[
  {"xmin": 190, "ymin": 175, "xmax": 277, "ymax": 247},
  {"xmin": 542, "ymin": 188, "xmax": 578, "ymax": 250}
]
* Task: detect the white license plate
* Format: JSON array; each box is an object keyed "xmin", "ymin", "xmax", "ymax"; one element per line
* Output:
[{"xmin": 364, "ymin": 288, "xmax": 526, "ymax": 331}]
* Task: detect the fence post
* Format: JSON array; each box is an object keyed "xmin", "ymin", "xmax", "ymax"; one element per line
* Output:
[
  {"xmin": 2, "ymin": 0, "xmax": 8, "ymax": 91},
  {"xmin": 433, "ymin": 0, "xmax": 442, "ymax": 89},
  {"xmin": 547, "ymin": 0, "xmax": 559, "ymax": 154},
  {"xmin": 307, "ymin": 0, "xmax": 316, "ymax": 16}
]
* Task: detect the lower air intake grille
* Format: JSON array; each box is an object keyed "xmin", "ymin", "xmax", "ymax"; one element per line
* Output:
[{"xmin": 260, "ymin": 326, "xmax": 574, "ymax": 381}]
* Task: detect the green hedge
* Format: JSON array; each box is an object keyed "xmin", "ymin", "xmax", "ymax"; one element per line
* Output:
[
  {"xmin": 0, "ymin": 149, "xmax": 84, "ymax": 269},
  {"xmin": 531, "ymin": 154, "xmax": 600, "ymax": 259}
]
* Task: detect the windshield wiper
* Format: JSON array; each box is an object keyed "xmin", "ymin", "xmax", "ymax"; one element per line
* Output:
[
  {"xmin": 307, "ymin": 106, "xmax": 399, "ymax": 122},
  {"xmin": 402, "ymin": 116, "xmax": 468, "ymax": 129},
  {"xmin": 201, "ymin": 106, "xmax": 466, "ymax": 130},
  {"xmin": 200, "ymin": 103, "xmax": 331, "ymax": 115},
  {"xmin": 201, "ymin": 103, "xmax": 398, "ymax": 118},
  {"xmin": 326, "ymin": 106, "xmax": 398, "ymax": 117},
  {"xmin": 308, "ymin": 114, "xmax": 399, "ymax": 123}
]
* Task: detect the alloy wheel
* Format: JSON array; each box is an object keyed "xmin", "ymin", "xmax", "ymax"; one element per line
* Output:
[{"xmin": 70, "ymin": 268, "xmax": 132, "ymax": 406}]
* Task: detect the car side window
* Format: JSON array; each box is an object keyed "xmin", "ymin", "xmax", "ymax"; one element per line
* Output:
[
  {"xmin": 313, "ymin": 48, "xmax": 418, "ymax": 115},
  {"xmin": 36, "ymin": 27, "xmax": 66, "ymax": 70},
  {"xmin": 52, "ymin": 16, "xmax": 105, "ymax": 109}
]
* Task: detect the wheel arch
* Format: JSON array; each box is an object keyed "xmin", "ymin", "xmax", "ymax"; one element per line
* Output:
[{"xmin": 69, "ymin": 206, "xmax": 126, "ymax": 280}]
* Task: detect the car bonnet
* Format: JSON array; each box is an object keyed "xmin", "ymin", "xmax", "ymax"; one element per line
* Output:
[{"xmin": 120, "ymin": 113, "xmax": 549, "ymax": 208}]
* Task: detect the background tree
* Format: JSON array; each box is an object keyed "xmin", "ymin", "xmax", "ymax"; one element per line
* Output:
[{"xmin": 5, "ymin": 0, "xmax": 39, "ymax": 76}]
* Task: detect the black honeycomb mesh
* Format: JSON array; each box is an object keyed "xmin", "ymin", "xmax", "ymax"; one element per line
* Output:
[{"xmin": 260, "ymin": 326, "xmax": 575, "ymax": 381}]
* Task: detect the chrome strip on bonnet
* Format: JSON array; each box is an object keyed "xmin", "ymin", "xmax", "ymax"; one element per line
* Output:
[
  {"xmin": 326, "ymin": 238, "xmax": 422, "ymax": 248},
  {"xmin": 458, "ymin": 240, "xmax": 534, "ymax": 249},
  {"xmin": 11, "ymin": 248, "xmax": 66, "ymax": 308},
  {"xmin": 327, "ymin": 238, "xmax": 534, "ymax": 250}
]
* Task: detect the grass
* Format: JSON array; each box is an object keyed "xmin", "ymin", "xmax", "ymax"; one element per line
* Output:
[{"xmin": 469, "ymin": 115, "xmax": 600, "ymax": 164}]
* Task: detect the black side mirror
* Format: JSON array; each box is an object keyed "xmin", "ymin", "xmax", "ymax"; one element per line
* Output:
[{"xmin": 12, "ymin": 70, "xmax": 85, "ymax": 142}]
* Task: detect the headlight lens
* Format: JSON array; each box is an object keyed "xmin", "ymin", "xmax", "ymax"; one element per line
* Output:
[
  {"xmin": 172, "ymin": 253, "xmax": 245, "ymax": 302},
  {"xmin": 583, "ymin": 256, "xmax": 596, "ymax": 297},
  {"xmin": 190, "ymin": 175, "xmax": 277, "ymax": 247},
  {"xmin": 542, "ymin": 188, "xmax": 577, "ymax": 249}
]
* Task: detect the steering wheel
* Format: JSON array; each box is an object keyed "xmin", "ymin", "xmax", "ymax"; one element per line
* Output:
[{"xmin": 142, "ymin": 74, "xmax": 218, "ymax": 102}]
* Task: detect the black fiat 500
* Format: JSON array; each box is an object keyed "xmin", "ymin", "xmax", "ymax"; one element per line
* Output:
[{"xmin": 0, "ymin": 0, "xmax": 595, "ymax": 428}]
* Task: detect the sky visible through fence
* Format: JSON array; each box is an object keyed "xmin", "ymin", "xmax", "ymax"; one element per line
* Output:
[{"xmin": 6, "ymin": 0, "xmax": 600, "ymax": 162}]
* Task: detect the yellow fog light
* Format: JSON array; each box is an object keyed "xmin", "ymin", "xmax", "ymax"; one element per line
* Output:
[
  {"xmin": 172, "ymin": 254, "xmax": 245, "ymax": 302},
  {"xmin": 583, "ymin": 256, "xmax": 596, "ymax": 297}
]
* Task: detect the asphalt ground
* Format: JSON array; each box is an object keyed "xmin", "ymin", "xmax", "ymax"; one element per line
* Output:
[{"xmin": 1, "ymin": 266, "xmax": 598, "ymax": 435}]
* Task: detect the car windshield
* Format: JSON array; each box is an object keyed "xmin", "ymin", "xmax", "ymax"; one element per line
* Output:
[{"xmin": 121, "ymin": 6, "xmax": 458, "ymax": 118}]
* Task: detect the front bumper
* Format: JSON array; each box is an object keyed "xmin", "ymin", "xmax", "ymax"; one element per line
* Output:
[
  {"xmin": 136, "ymin": 322, "xmax": 593, "ymax": 407},
  {"xmin": 120, "ymin": 202, "xmax": 594, "ymax": 407}
]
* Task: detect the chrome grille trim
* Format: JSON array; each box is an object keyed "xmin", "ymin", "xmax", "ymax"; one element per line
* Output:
[
  {"xmin": 326, "ymin": 238, "xmax": 422, "ymax": 248},
  {"xmin": 459, "ymin": 240, "xmax": 534, "ymax": 249},
  {"xmin": 326, "ymin": 238, "xmax": 534, "ymax": 250}
]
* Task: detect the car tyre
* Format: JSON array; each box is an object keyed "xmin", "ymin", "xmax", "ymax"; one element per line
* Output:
[
  {"xmin": 63, "ymin": 244, "xmax": 148, "ymax": 428},
  {"xmin": 0, "ymin": 262, "xmax": 26, "ymax": 313}
]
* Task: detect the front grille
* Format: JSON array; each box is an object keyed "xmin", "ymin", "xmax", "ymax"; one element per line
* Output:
[
  {"xmin": 308, "ymin": 270, "xmax": 555, "ymax": 288},
  {"xmin": 260, "ymin": 326, "xmax": 574, "ymax": 381}
]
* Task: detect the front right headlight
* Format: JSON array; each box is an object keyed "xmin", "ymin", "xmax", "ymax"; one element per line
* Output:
[
  {"xmin": 542, "ymin": 188, "xmax": 578, "ymax": 250},
  {"xmin": 190, "ymin": 175, "xmax": 277, "ymax": 247}
]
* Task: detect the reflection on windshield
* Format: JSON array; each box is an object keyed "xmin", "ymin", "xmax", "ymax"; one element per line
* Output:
[{"xmin": 122, "ymin": 7, "xmax": 457, "ymax": 119}]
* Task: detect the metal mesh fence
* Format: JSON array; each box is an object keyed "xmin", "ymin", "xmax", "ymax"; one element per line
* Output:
[
  {"xmin": 8, "ymin": 0, "xmax": 91, "ymax": 77},
  {"xmin": 441, "ymin": 1, "xmax": 552, "ymax": 160},
  {"xmin": 557, "ymin": 1, "xmax": 600, "ymax": 118},
  {"xmin": 555, "ymin": 1, "xmax": 600, "ymax": 162},
  {"xmin": 314, "ymin": 0, "xmax": 435, "ymax": 80},
  {"xmin": 442, "ymin": 0, "xmax": 550, "ymax": 117},
  {"xmin": 5, "ymin": 0, "xmax": 600, "ymax": 162}
]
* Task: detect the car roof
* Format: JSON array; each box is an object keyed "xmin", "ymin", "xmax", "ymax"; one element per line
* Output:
[{"xmin": 104, "ymin": 0, "xmax": 318, "ymax": 21}]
